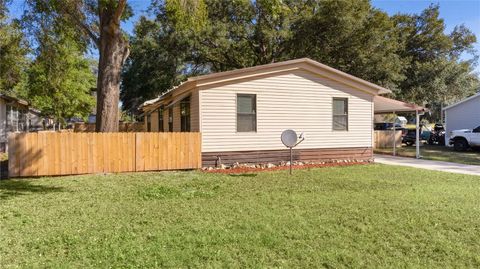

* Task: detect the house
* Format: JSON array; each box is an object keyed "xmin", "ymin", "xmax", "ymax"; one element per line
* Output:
[
  {"xmin": 0, "ymin": 94, "xmax": 47, "ymax": 152},
  {"xmin": 140, "ymin": 58, "xmax": 419, "ymax": 166},
  {"xmin": 443, "ymin": 92, "xmax": 480, "ymax": 145}
]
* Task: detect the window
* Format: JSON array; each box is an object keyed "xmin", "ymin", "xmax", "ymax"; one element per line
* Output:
[
  {"xmin": 168, "ymin": 107, "xmax": 173, "ymax": 132},
  {"xmin": 146, "ymin": 113, "xmax": 151, "ymax": 132},
  {"xmin": 332, "ymin": 98, "xmax": 348, "ymax": 131},
  {"xmin": 158, "ymin": 107, "xmax": 164, "ymax": 132},
  {"xmin": 237, "ymin": 94, "xmax": 256, "ymax": 132},
  {"xmin": 180, "ymin": 97, "xmax": 191, "ymax": 132},
  {"xmin": 6, "ymin": 105, "xmax": 27, "ymax": 132}
]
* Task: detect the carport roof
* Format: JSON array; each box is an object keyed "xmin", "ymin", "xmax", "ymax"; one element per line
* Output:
[{"xmin": 374, "ymin": 96, "xmax": 427, "ymax": 114}]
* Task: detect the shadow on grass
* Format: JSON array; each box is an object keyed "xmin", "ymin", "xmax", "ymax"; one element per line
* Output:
[
  {"xmin": 0, "ymin": 180, "xmax": 64, "ymax": 200},
  {"xmin": 229, "ymin": 173, "xmax": 258, "ymax": 177}
]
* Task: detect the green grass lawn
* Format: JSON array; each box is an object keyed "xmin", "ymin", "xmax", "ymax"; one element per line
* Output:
[
  {"xmin": 1, "ymin": 165, "xmax": 480, "ymax": 268},
  {"xmin": 375, "ymin": 144, "xmax": 480, "ymax": 165}
]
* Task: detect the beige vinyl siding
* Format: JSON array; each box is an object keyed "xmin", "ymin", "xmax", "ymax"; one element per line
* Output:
[{"xmin": 200, "ymin": 70, "xmax": 374, "ymax": 152}]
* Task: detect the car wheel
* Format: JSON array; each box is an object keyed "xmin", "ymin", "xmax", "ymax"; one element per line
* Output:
[{"xmin": 453, "ymin": 139, "xmax": 469, "ymax": 152}]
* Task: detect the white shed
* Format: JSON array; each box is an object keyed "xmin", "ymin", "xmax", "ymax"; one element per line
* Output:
[{"xmin": 443, "ymin": 92, "xmax": 480, "ymax": 145}]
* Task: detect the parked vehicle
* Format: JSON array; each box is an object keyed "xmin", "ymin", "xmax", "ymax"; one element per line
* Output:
[
  {"xmin": 374, "ymin": 122, "xmax": 403, "ymax": 131},
  {"xmin": 428, "ymin": 123, "xmax": 446, "ymax": 145},
  {"xmin": 449, "ymin": 126, "xmax": 480, "ymax": 151},
  {"xmin": 374, "ymin": 122, "xmax": 407, "ymax": 138},
  {"xmin": 402, "ymin": 125, "xmax": 429, "ymax": 146},
  {"xmin": 402, "ymin": 129, "xmax": 417, "ymax": 146}
]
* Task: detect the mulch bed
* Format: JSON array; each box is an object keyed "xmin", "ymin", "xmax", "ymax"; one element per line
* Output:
[{"xmin": 204, "ymin": 161, "xmax": 370, "ymax": 174}]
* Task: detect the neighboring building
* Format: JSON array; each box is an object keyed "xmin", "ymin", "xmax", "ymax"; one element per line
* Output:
[
  {"xmin": 443, "ymin": 92, "xmax": 480, "ymax": 145},
  {"xmin": 395, "ymin": 116, "xmax": 408, "ymax": 127},
  {"xmin": 140, "ymin": 58, "xmax": 409, "ymax": 166},
  {"xmin": 0, "ymin": 94, "xmax": 45, "ymax": 152},
  {"xmin": 373, "ymin": 115, "xmax": 408, "ymax": 127}
]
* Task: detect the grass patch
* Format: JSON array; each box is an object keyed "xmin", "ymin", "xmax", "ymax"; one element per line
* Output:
[
  {"xmin": 375, "ymin": 144, "xmax": 480, "ymax": 165},
  {"xmin": 1, "ymin": 165, "xmax": 480, "ymax": 268}
]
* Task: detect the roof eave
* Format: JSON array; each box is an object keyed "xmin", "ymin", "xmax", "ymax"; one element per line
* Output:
[
  {"xmin": 137, "ymin": 58, "xmax": 394, "ymax": 111},
  {"xmin": 443, "ymin": 93, "xmax": 480, "ymax": 111}
]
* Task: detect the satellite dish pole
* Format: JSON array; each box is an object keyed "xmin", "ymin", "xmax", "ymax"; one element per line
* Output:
[{"xmin": 281, "ymin": 130, "xmax": 305, "ymax": 175}]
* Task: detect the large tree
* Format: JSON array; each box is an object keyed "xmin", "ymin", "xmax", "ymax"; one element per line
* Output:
[
  {"xmin": 122, "ymin": 0, "xmax": 406, "ymax": 112},
  {"xmin": 24, "ymin": 0, "xmax": 131, "ymax": 132},
  {"xmin": 121, "ymin": 17, "xmax": 200, "ymax": 114},
  {"xmin": 0, "ymin": 0, "xmax": 29, "ymax": 94},
  {"xmin": 392, "ymin": 5, "xmax": 478, "ymax": 118},
  {"xmin": 24, "ymin": 14, "xmax": 95, "ymax": 124},
  {"xmin": 122, "ymin": 0, "xmax": 478, "ymax": 121},
  {"xmin": 289, "ymin": 0, "xmax": 406, "ymax": 91},
  {"xmin": 121, "ymin": 0, "xmax": 208, "ymax": 113}
]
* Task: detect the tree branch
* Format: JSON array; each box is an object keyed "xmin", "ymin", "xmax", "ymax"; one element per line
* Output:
[
  {"xmin": 122, "ymin": 44, "xmax": 130, "ymax": 65},
  {"xmin": 113, "ymin": 0, "xmax": 127, "ymax": 23},
  {"xmin": 76, "ymin": 18, "xmax": 100, "ymax": 46},
  {"xmin": 58, "ymin": 4, "xmax": 100, "ymax": 47}
]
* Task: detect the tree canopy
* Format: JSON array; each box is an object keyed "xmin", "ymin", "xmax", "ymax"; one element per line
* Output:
[
  {"xmin": 24, "ymin": 23, "xmax": 95, "ymax": 124},
  {"xmin": 122, "ymin": 0, "xmax": 479, "ymax": 120},
  {"xmin": 1, "ymin": 0, "xmax": 478, "ymax": 123},
  {"xmin": 16, "ymin": 0, "xmax": 96, "ymax": 124},
  {"xmin": 0, "ymin": 0, "xmax": 29, "ymax": 94},
  {"xmin": 22, "ymin": 0, "xmax": 132, "ymax": 131}
]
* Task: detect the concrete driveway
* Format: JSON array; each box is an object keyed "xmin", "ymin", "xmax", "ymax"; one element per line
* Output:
[{"xmin": 374, "ymin": 154, "xmax": 480, "ymax": 176}]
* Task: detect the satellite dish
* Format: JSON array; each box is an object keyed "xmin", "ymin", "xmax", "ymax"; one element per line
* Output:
[
  {"xmin": 281, "ymin": 129, "xmax": 298, "ymax": 147},
  {"xmin": 280, "ymin": 129, "xmax": 306, "ymax": 175}
]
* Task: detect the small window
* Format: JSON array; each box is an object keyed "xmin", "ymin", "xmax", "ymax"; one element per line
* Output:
[
  {"xmin": 146, "ymin": 113, "xmax": 152, "ymax": 132},
  {"xmin": 333, "ymin": 98, "xmax": 348, "ymax": 131},
  {"xmin": 237, "ymin": 94, "xmax": 256, "ymax": 132},
  {"xmin": 158, "ymin": 107, "xmax": 164, "ymax": 132},
  {"xmin": 168, "ymin": 107, "xmax": 173, "ymax": 132},
  {"xmin": 180, "ymin": 96, "xmax": 191, "ymax": 132}
]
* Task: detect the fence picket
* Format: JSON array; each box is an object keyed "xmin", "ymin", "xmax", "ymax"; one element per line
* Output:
[{"xmin": 7, "ymin": 132, "xmax": 201, "ymax": 177}]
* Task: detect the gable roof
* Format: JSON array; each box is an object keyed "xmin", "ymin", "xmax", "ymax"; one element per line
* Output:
[
  {"xmin": 443, "ymin": 92, "xmax": 480, "ymax": 111},
  {"xmin": 140, "ymin": 58, "xmax": 392, "ymax": 111},
  {"xmin": 0, "ymin": 94, "xmax": 28, "ymax": 106}
]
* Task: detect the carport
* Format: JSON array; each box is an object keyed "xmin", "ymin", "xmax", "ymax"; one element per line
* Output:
[{"xmin": 374, "ymin": 96, "xmax": 428, "ymax": 159}]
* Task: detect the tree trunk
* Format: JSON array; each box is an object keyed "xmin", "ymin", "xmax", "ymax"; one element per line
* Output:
[{"xmin": 95, "ymin": 1, "xmax": 128, "ymax": 132}]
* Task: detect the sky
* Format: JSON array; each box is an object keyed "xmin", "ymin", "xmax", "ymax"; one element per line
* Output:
[
  {"xmin": 7, "ymin": 0, "xmax": 480, "ymax": 71},
  {"xmin": 372, "ymin": 0, "xmax": 480, "ymax": 72}
]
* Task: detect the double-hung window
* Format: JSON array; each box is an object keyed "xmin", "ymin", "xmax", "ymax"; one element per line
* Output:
[
  {"xmin": 332, "ymin": 98, "xmax": 348, "ymax": 131},
  {"xmin": 237, "ymin": 94, "xmax": 256, "ymax": 132},
  {"xmin": 180, "ymin": 97, "xmax": 191, "ymax": 132}
]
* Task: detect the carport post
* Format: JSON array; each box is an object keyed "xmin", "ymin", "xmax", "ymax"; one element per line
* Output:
[
  {"xmin": 393, "ymin": 111, "xmax": 396, "ymax": 156},
  {"xmin": 415, "ymin": 110, "xmax": 420, "ymax": 159}
]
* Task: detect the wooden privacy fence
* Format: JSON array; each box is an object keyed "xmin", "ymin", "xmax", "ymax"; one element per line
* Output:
[
  {"xmin": 8, "ymin": 132, "xmax": 201, "ymax": 177},
  {"xmin": 374, "ymin": 130, "xmax": 402, "ymax": 148}
]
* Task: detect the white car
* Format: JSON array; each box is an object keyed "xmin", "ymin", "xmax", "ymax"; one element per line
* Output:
[{"xmin": 449, "ymin": 126, "xmax": 480, "ymax": 151}]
